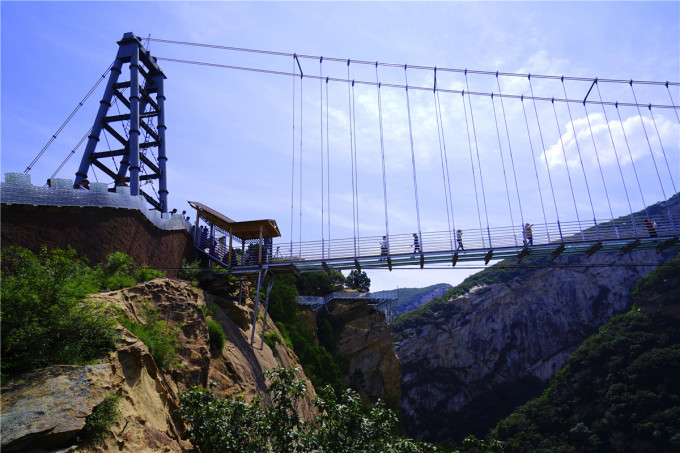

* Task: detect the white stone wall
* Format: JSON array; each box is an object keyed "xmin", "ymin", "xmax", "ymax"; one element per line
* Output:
[{"xmin": 1, "ymin": 173, "xmax": 189, "ymax": 232}]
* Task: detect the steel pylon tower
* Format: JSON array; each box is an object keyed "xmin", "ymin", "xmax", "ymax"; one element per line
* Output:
[{"xmin": 74, "ymin": 32, "xmax": 168, "ymax": 213}]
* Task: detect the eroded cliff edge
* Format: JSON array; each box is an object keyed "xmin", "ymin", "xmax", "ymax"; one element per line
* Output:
[
  {"xmin": 396, "ymin": 248, "xmax": 678, "ymax": 445},
  {"xmin": 1, "ymin": 278, "xmax": 317, "ymax": 452}
]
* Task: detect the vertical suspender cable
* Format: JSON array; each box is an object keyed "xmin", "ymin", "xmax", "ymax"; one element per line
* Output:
[
  {"xmin": 404, "ymin": 65, "xmax": 423, "ymax": 248},
  {"xmin": 666, "ymin": 82, "xmax": 680, "ymax": 125},
  {"xmin": 615, "ymin": 102, "xmax": 650, "ymax": 219},
  {"xmin": 326, "ymin": 77, "xmax": 331, "ymax": 258},
  {"xmin": 347, "ymin": 61, "xmax": 358, "ymax": 257},
  {"xmin": 299, "ymin": 68, "xmax": 303, "ymax": 257},
  {"xmin": 433, "ymin": 68, "xmax": 456, "ymax": 251},
  {"xmin": 551, "ymin": 98, "xmax": 583, "ymax": 239},
  {"xmin": 583, "ymin": 85, "xmax": 618, "ymax": 238},
  {"xmin": 630, "ymin": 83, "xmax": 677, "ymax": 234},
  {"xmin": 490, "ymin": 92, "xmax": 517, "ymax": 245},
  {"xmin": 595, "ymin": 82, "xmax": 640, "ymax": 237},
  {"xmin": 496, "ymin": 74, "xmax": 525, "ymax": 236},
  {"xmin": 562, "ymin": 79, "xmax": 598, "ymax": 238},
  {"xmin": 465, "ymin": 71, "xmax": 492, "ymax": 248},
  {"xmin": 462, "ymin": 88, "xmax": 485, "ymax": 247},
  {"xmin": 529, "ymin": 75, "xmax": 562, "ymax": 242},
  {"xmin": 375, "ymin": 63, "xmax": 391, "ymax": 254},
  {"xmin": 352, "ymin": 80, "xmax": 361, "ymax": 254},
  {"xmin": 290, "ymin": 57, "xmax": 296, "ymax": 261},
  {"xmin": 320, "ymin": 58, "xmax": 325, "ymax": 259},
  {"xmin": 648, "ymin": 105, "xmax": 677, "ymax": 193},
  {"xmin": 521, "ymin": 95, "xmax": 551, "ymax": 242}
]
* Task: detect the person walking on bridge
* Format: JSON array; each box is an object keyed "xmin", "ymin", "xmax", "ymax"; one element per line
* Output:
[
  {"xmin": 525, "ymin": 223, "xmax": 534, "ymax": 246},
  {"xmin": 456, "ymin": 229, "xmax": 464, "ymax": 250},
  {"xmin": 412, "ymin": 233, "xmax": 421, "ymax": 255}
]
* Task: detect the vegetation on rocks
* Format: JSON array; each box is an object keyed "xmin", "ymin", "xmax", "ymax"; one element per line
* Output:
[
  {"xmin": 490, "ymin": 256, "xmax": 680, "ymax": 452},
  {"xmin": 1, "ymin": 246, "xmax": 162, "ymax": 380},
  {"xmin": 77, "ymin": 393, "xmax": 123, "ymax": 444},
  {"xmin": 268, "ymin": 273, "xmax": 349, "ymax": 393},
  {"xmin": 178, "ymin": 366, "xmax": 441, "ymax": 453},
  {"xmin": 118, "ymin": 303, "xmax": 183, "ymax": 370}
]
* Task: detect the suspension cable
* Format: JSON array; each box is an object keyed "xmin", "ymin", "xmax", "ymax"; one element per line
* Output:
[
  {"xmin": 147, "ymin": 37, "xmax": 680, "ymax": 87},
  {"xmin": 24, "ymin": 63, "xmax": 113, "ymax": 174},
  {"xmin": 521, "ymin": 96, "xmax": 550, "ymax": 242},
  {"xmin": 562, "ymin": 80, "xmax": 598, "ymax": 234},
  {"xmin": 404, "ymin": 65, "xmax": 423, "ymax": 246},
  {"xmin": 299, "ymin": 66, "xmax": 303, "ymax": 256},
  {"xmin": 583, "ymin": 98, "xmax": 618, "ymax": 237},
  {"xmin": 529, "ymin": 76, "xmax": 562, "ymax": 241},
  {"xmin": 648, "ymin": 105, "xmax": 677, "ymax": 193},
  {"xmin": 290, "ymin": 57, "xmax": 296, "ymax": 261},
  {"xmin": 461, "ymin": 88, "xmax": 485, "ymax": 247},
  {"xmin": 615, "ymin": 103, "xmax": 650, "ymax": 219},
  {"xmin": 319, "ymin": 57, "xmax": 325, "ymax": 259},
  {"xmin": 496, "ymin": 74, "xmax": 525, "ymax": 231},
  {"xmin": 351, "ymin": 79, "xmax": 361, "ymax": 254},
  {"xmin": 666, "ymin": 82, "xmax": 680, "ymax": 125},
  {"xmin": 375, "ymin": 63, "xmax": 391, "ymax": 254},
  {"xmin": 433, "ymin": 69, "xmax": 456, "ymax": 250},
  {"xmin": 326, "ymin": 77, "xmax": 331, "ymax": 258},
  {"xmin": 490, "ymin": 92, "xmax": 517, "ymax": 245},
  {"xmin": 630, "ymin": 83, "xmax": 671, "ymax": 201},
  {"xmin": 154, "ymin": 57, "xmax": 679, "ymax": 110},
  {"xmin": 595, "ymin": 82, "xmax": 640, "ymax": 236},
  {"xmin": 466, "ymin": 71, "xmax": 492, "ymax": 247},
  {"xmin": 47, "ymin": 129, "xmax": 91, "ymax": 185},
  {"xmin": 630, "ymin": 83, "xmax": 677, "ymax": 234},
  {"xmin": 347, "ymin": 61, "xmax": 358, "ymax": 256},
  {"xmin": 551, "ymin": 98, "xmax": 583, "ymax": 238}
]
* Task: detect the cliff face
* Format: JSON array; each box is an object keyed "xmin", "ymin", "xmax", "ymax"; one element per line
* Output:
[
  {"xmin": 322, "ymin": 299, "xmax": 401, "ymax": 405},
  {"xmin": 396, "ymin": 249, "xmax": 677, "ymax": 445},
  {"xmin": 1, "ymin": 278, "xmax": 317, "ymax": 452}
]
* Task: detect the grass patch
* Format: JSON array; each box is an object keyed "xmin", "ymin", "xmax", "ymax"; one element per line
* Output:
[
  {"xmin": 118, "ymin": 303, "xmax": 181, "ymax": 370},
  {"xmin": 207, "ymin": 318, "xmax": 226, "ymax": 350},
  {"xmin": 77, "ymin": 392, "xmax": 123, "ymax": 444}
]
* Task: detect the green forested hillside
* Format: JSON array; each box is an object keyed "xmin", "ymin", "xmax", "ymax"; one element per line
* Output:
[
  {"xmin": 490, "ymin": 255, "xmax": 680, "ymax": 452},
  {"xmin": 392, "ymin": 284, "xmax": 453, "ymax": 317},
  {"xmin": 392, "ymin": 255, "xmax": 548, "ymax": 339}
]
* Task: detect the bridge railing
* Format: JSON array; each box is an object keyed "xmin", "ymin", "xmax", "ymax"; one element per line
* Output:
[{"xmin": 268, "ymin": 212, "xmax": 679, "ymax": 265}]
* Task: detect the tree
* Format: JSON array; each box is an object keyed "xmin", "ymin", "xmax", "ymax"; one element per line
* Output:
[{"xmin": 346, "ymin": 270, "xmax": 371, "ymax": 292}]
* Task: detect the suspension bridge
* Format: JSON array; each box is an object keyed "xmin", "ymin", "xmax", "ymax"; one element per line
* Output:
[{"xmin": 16, "ymin": 33, "xmax": 680, "ymax": 344}]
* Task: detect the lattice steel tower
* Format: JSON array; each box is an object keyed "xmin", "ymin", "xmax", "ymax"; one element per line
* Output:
[{"xmin": 74, "ymin": 32, "xmax": 168, "ymax": 213}]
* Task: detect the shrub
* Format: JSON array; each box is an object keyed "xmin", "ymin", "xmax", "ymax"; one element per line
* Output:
[
  {"xmin": 178, "ymin": 366, "xmax": 439, "ymax": 452},
  {"xmin": 118, "ymin": 303, "xmax": 181, "ymax": 370},
  {"xmin": 264, "ymin": 331, "xmax": 282, "ymax": 349},
  {"xmin": 207, "ymin": 318, "xmax": 226, "ymax": 351},
  {"xmin": 346, "ymin": 270, "xmax": 371, "ymax": 292},
  {"xmin": 178, "ymin": 259, "xmax": 202, "ymax": 285},
  {"xmin": 77, "ymin": 393, "xmax": 123, "ymax": 444},
  {"xmin": 1, "ymin": 246, "xmax": 118, "ymax": 378}
]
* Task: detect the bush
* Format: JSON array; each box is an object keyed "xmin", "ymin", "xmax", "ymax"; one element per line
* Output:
[
  {"xmin": 264, "ymin": 331, "xmax": 282, "ymax": 349},
  {"xmin": 178, "ymin": 258, "xmax": 202, "ymax": 285},
  {"xmin": 77, "ymin": 393, "xmax": 122, "ymax": 444},
  {"xmin": 118, "ymin": 303, "xmax": 181, "ymax": 370},
  {"xmin": 178, "ymin": 366, "xmax": 439, "ymax": 452},
  {"xmin": 1, "ymin": 246, "xmax": 118, "ymax": 378},
  {"xmin": 207, "ymin": 318, "xmax": 226, "ymax": 351}
]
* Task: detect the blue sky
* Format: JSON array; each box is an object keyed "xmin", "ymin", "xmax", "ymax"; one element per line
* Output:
[{"xmin": 2, "ymin": 1, "xmax": 679, "ymax": 291}]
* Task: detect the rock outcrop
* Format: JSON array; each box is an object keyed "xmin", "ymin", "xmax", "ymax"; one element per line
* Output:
[
  {"xmin": 320, "ymin": 298, "xmax": 401, "ymax": 405},
  {"xmin": 1, "ymin": 278, "xmax": 317, "ymax": 452},
  {"xmin": 396, "ymin": 248, "xmax": 678, "ymax": 445}
]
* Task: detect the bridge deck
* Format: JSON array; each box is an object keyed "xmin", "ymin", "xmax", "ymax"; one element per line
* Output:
[{"xmin": 195, "ymin": 220, "xmax": 679, "ymax": 276}]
